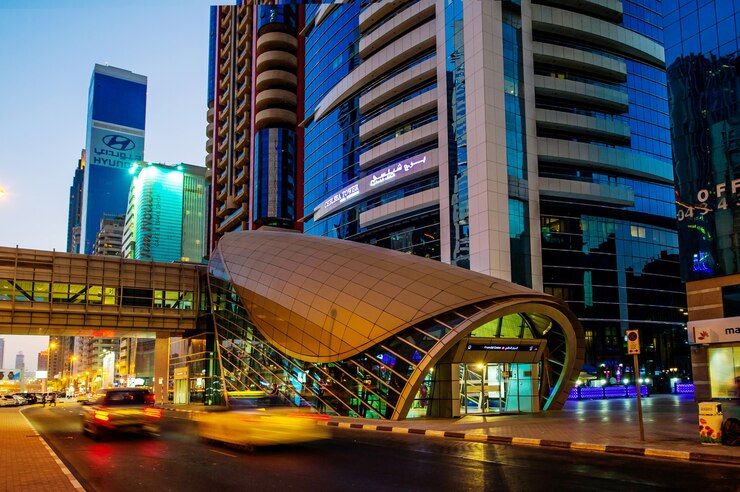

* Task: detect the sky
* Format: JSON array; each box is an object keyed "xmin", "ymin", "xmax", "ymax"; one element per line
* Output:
[{"xmin": 0, "ymin": 0, "xmax": 219, "ymax": 370}]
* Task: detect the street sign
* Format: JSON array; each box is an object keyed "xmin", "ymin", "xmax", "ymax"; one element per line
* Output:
[{"xmin": 626, "ymin": 329, "xmax": 640, "ymax": 355}]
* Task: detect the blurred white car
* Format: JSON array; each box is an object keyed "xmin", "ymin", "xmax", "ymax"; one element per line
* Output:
[
  {"xmin": 196, "ymin": 390, "xmax": 329, "ymax": 449},
  {"xmin": 0, "ymin": 395, "xmax": 19, "ymax": 407},
  {"xmin": 12, "ymin": 395, "xmax": 28, "ymax": 405}
]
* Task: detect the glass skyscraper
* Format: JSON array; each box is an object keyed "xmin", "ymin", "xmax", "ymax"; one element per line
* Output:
[
  {"xmin": 80, "ymin": 64, "xmax": 147, "ymax": 255},
  {"xmin": 122, "ymin": 162, "xmax": 207, "ymax": 263},
  {"xmin": 301, "ymin": 1, "xmax": 688, "ymax": 376},
  {"xmin": 664, "ymin": 0, "xmax": 739, "ymax": 401}
]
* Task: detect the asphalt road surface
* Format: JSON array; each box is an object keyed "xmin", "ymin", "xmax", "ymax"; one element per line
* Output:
[{"xmin": 24, "ymin": 405, "xmax": 739, "ymax": 492}]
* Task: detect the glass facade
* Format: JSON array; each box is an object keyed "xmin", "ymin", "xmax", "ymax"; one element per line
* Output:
[
  {"xmin": 125, "ymin": 164, "xmax": 206, "ymax": 263},
  {"xmin": 301, "ymin": 2, "xmax": 688, "ymax": 375},
  {"xmin": 445, "ymin": 0, "xmax": 469, "ymax": 269},
  {"xmin": 304, "ymin": 3, "xmax": 440, "ymax": 259},
  {"xmin": 665, "ymin": 0, "xmax": 740, "ymax": 281},
  {"xmin": 253, "ymin": 128, "xmax": 297, "ymax": 227},
  {"xmin": 82, "ymin": 66, "xmax": 146, "ymax": 255},
  {"xmin": 537, "ymin": 1, "xmax": 688, "ymax": 373},
  {"xmin": 503, "ymin": 3, "xmax": 532, "ymax": 287}
]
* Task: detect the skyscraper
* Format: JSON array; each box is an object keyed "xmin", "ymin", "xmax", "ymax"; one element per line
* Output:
[
  {"xmin": 301, "ymin": 1, "xmax": 687, "ymax": 374},
  {"xmin": 80, "ymin": 64, "xmax": 147, "ymax": 255},
  {"xmin": 664, "ymin": 0, "xmax": 739, "ymax": 400},
  {"xmin": 66, "ymin": 150, "xmax": 85, "ymax": 254},
  {"xmin": 122, "ymin": 162, "xmax": 207, "ymax": 263},
  {"xmin": 205, "ymin": 3, "xmax": 302, "ymax": 251},
  {"xmin": 0, "ymin": 338, "xmax": 4, "ymax": 368},
  {"xmin": 15, "ymin": 351, "xmax": 24, "ymax": 370}
]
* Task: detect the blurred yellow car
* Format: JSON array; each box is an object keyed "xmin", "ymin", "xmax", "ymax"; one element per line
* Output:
[{"xmin": 196, "ymin": 390, "xmax": 329, "ymax": 448}]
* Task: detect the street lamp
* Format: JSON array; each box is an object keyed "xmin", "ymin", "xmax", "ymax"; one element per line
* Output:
[{"xmin": 66, "ymin": 355, "xmax": 78, "ymax": 396}]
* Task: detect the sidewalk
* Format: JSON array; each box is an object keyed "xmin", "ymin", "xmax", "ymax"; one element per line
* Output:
[
  {"xmin": 322, "ymin": 394, "xmax": 740, "ymax": 465},
  {"xmin": 0, "ymin": 407, "xmax": 83, "ymax": 492}
]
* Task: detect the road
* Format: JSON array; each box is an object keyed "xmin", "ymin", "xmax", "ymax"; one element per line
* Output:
[{"xmin": 25, "ymin": 405, "xmax": 739, "ymax": 492}]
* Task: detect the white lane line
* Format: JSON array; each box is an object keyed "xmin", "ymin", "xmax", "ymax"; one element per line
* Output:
[
  {"xmin": 209, "ymin": 448, "xmax": 238, "ymax": 458},
  {"xmin": 19, "ymin": 409, "xmax": 85, "ymax": 491}
]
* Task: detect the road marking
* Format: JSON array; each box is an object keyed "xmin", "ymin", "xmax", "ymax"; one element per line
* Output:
[
  {"xmin": 512, "ymin": 437, "xmax": 541, "ymax": 446},
  {"xmin": 425, "ymin": 430, "xmax": 446, "ymax": 438},
  {"xmin": 464, "ymin": 433, "xmax": 489, "ymax": 442},
  {"xmin": 571, "ymin": 442, "xmax": 606, "ymax": 452},
  {"xmin": 209, "ymin": 448, "xmax": 238, "ymax": 458},
  {"xmin": 645, "ymin": 449, "xmax": 690, "ymax": 460},
  {"xmin": 19, "ymin": 409, "xmax": 85, "ymax": 491}
]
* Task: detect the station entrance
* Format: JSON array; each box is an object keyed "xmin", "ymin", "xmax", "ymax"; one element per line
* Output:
[
  {"xmin": 451, "ymin": 337, "xmax": 546, "ymax": 415},
  {"xmin": 458, "ymin": 362, "xmax": 539, "ymax": 414}
]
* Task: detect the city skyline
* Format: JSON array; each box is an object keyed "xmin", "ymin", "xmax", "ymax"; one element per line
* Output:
[{"xmin": 0, "ymin": 0, "xmax": 216, "ymax": 361}]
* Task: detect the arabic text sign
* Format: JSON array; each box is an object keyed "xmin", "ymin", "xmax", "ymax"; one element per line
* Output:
[{"xmin": 465, "ymin": 343, "xmax": 539, "ymax": 352}]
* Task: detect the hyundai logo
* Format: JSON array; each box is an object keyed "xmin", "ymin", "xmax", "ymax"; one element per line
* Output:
[{"xmin": 103, "ymin": 134, "xmax": 136, "ymax": 151}]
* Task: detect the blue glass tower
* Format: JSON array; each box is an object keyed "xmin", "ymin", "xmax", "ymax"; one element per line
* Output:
[
  {"xmin": 302, "ymin": 1, "xmax": 688, "ymax": 376},
  {"xmin": 664, "ymin": 1, "xmax": 739, "ymax": 401},
  {"xmin": 80, "ymin": 65, "xmax": 147, "ymax": 255}
]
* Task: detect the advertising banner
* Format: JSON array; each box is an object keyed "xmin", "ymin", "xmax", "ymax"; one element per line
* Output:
[{"xmin": 89, "ymin": 126, "xmax": 144, "ymax": 170}]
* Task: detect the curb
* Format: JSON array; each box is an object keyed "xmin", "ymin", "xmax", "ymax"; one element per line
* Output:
[{"xmin": 325, "ymin": 421, "xmax": 740, "ymax": 466}]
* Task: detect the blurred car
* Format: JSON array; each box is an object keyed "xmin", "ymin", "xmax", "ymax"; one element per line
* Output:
[
  {"xmin": 80, "ymin": 388, "xmax": 161, "ymax": 439},
  {"xmin": 13, "ymin": 393, "xmax": 37, "ymax": 405},
  {"xmin": 11, "ymin": 395, "xmax": 27, "ymax": 405},
  {"xmin": 76, "ymin": 393, "xmax": 93, "ymax": 403},
  {"xmin": 0, "ymin": 395, "xmax": 19, "ymax": 407},
  {"xmin": 195, "ymin": 390, "xmax": 329, "ymax": 449}
]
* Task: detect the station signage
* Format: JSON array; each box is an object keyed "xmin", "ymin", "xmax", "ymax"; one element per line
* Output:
[{"xmin": 465, "ymin": 343, "xmax": 539, "ymax": 352}]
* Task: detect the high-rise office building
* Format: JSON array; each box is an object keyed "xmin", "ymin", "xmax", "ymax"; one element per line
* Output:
[
  {"xmin": 80, "ymin": 64, "xmax": 147, "ymax": 255},
  {"xmin": 301, "ymin": 1, "xmax": 688, "ymax": 375},
  {"xmin": 0, "ymin": 338, "xmax": 4, "ymax": 368},
  {"xmin": 92, "ymin": 214, "xmax": 125, "ymax": 256},
  {"xmin": 122, "ymin": 162, "xmax": 207, "ymax": 263},
  {"xmin": 37, "ymin": 350, "xmax": 49, "ymax": 372},
  {"xmin": 66, "ymin": 150, "xmax": 85, "ymax": 254},
  {"xmin": 15, "ymin": 351, "xmax": 24, "ymax": 370},
  {"xmin": 664, "ymin": 0, "xmax": 739, "ymax": 400},
  {"xmin": 205, "ymin": 3, "xmax": 302, "ymax": 251}
]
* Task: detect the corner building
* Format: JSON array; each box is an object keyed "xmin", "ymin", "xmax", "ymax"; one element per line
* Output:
[
  {"xmin": 302, "ymin": 1, "xmax": 688, "ymax": 378},
  {"xmin": 664, "ymin": 0, "xmax": 740, "ymax": 402}
]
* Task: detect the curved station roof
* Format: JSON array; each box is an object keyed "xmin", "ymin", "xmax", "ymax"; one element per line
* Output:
[{"xmin": 211, "ymin": 230, "xmax": 584, "ymax": 416}]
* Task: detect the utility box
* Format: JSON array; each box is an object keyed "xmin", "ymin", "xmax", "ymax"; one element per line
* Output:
[{"xmin": 698, "ymin": 402, "xmax": 723, "ymax": 445}]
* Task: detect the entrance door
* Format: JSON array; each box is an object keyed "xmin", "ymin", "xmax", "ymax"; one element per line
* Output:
[
  {"xmin": 174, "ymin": 378, "xmax": 189, "ymax": 404},
  {"xmin": 459, "ymin": 363, "xmax": 507, "ymax": 415}
]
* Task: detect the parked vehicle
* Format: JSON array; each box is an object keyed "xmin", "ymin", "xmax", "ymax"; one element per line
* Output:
[
  {"xmin": 11, "ymin": 395, "xmax": 27, "ymax": 405},
  {"xmin": 13, "ymin": 393, "xmax": 37, "ymax": 405},
  {"xmin": 0, "ymin": 395, "xmax": 19, "ymax": 407}
]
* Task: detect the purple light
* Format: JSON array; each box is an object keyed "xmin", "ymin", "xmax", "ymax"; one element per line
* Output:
[{"xmin": 675, "ymin": 383, "xmax": 695, "ymax": 394}]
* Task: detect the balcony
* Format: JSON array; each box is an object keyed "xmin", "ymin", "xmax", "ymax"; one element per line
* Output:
[
  {"xmin": 256, "ymin": 31, "xmax": 298, "ymax": 56},
  {"xmin": 217, "ymin": 138, "xmax": 229, "ymax": 155},
  {"xmin": 539, "ymin": 177, "xmax": 635, "ymax": 207},
  {"xmin": 536, "ymin": 108, "xmax": 630, "ymax": 144}
]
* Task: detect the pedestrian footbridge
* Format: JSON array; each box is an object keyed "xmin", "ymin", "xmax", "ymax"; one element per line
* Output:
[{"xmin": 0, "ymin": 246, "xmax": 204, "ymax": 337}]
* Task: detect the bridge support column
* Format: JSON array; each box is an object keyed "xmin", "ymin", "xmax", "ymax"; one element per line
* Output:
[{"xmin": 154, "ymin": 334, "xmax": 170, "ymax": 406}]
